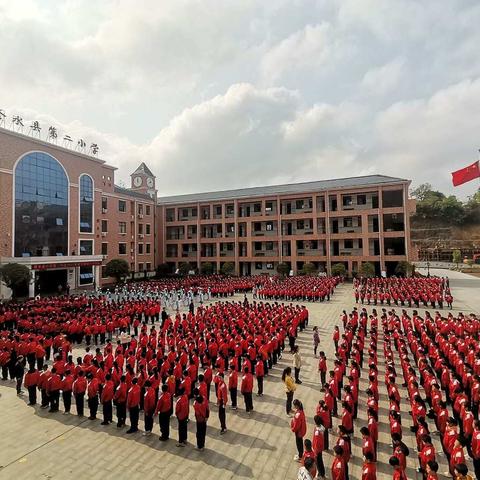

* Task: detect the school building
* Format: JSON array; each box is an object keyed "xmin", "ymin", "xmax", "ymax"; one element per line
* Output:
[{"xmin": 0, "ymin": 124, "xmax": 415, "ymax": 297}]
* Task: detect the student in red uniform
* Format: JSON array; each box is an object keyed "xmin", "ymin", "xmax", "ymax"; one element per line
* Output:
[
  {"xmin": 390, "ymin": 456, "xmax": 407, "ymax": 480},
  {"xmin": 47, "ymin": 367, "xmax": 62, "ymax": 412},
  {"xmin": 255, "ymin": 356, "xmax": 264, "ymax": 396},
  {"xmin": 143, "ymin": 380, "xmax": 156, "ymax": 435},
  {"xmin": 216, "ymin": 372, "xmax": 228, "ymax": 434},
  {"xmin": 155, "ymin": 384, "xmax": 172, "ymax": 441},
  {"xmin": 62, "ymin": 369, "xmax": 74, "ymax": 414},
  {"xmin": 312, "ymin": 415, "xmax": 325, "ymax": 478},
  {"xmin": 175, "ymin": 386, "xmax": 189, "ymax": 447},
  {"xmin": 360, "ymin": 427, "xmax": 375, "ymax": 461},
  {"xmin": 331, "ymin": 445, "xmax": 346, "ymax": 480},
  {"xmin": 241, "ymin": 367, "xmax": 254, "ymax": 413},
  {"xmin": 228, "ymin": 364, "xmax": 238, "ymax": 410},
  {"xmin": 114, "ymin": 375, "xmax": 127, "ymax": 428},
  {"xmin": 24, "ymin": 366, "xmax": 39, "ymax": 406},
  {"xmin": 193, "ymin": 393, "xmax": 209, "ymax": 451},
  {"xmin": 425, "ymin": 460, "xmax": 439, "ymax": 480},
  {"xmin": 302, "ymin": 439, "xmax": 317, "ymax": 478},
  {"xmin": 361, "ymin": 452, "xmax": 376, "ymax": 480},
  {"xmin": 126, "ymin": 377, "xmax": 140, "ymax": 433},
  {"xmin": 100, "ymin": 373, "xmax": 114, "ymax": 425},
  {"xmin": 87, "ymin": 372, "xmax": 99, "ymax": 420},
  {"xmin": 291, "ymin": 399, "xmax": 307, "ymax": 462},
  {"xmin": 72, "ymin": 370, "xmax": 87, "ymax": 417}
]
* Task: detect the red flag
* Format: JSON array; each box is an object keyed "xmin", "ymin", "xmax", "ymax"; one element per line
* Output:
[{"xmin": 451, "ymin": 160, "xmax": 480, "ymax": 187}]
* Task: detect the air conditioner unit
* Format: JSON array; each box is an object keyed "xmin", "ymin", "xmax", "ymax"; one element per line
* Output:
[
  {"xmin": 101, "ymin": 232, "xmax": 107, "ymax": 237},
  {"xmin": 138, "ymin": 234, "xmax": 144, "ymax": 239},
  {"xmin": 102, "ymin": 208, "xmax": 107, "ymax": 214},
  {"xmin": 130, "ymin": 249, "xmax": 134, "ymax": 253},
  {"xmin": 139, "ymin": 214, "xmax": 144, "ymax": 219}
]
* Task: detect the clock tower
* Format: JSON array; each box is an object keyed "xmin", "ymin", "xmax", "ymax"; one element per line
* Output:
[{"xmin": 130, "ymin": 162, "xmax": 157, "ymax": 198}]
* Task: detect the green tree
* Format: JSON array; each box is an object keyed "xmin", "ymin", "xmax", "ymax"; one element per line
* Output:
[
  {"xmin": 201, "ymin": 262, "xmax": 214, "ymax": 275},
  {"xmin": 452, "ymin": 249, "xmax": 462, "ymax": 268},
  {"xmin": 276, "ymin": 262, "xmax": 290, "ymax": 277},
  {"xmin": 0, "ymin": 263, "xmax": 31, "ymax": 298},
  {"xmin": 395, "ymin": 261, "xmax": 413, "ymax": 277},
  {"xmin": 220, "ymin": 262, "xmax": 235, "ymax": 275},
  {"xmin": 105, "ymin": 259, "xmax": 129, "ymax": 283},
  {"xmin": 302, "ymin": 262, "xmax": 317, "ymax": 275},
  {"xmin": 156, "ymin": 263, "xmax": 172, "ymax": 277},
  {"xmin": 411, "ymin": 183, "xmax": 433, "ymax": 202},
  {"xmin": 331, "ymin": 263, "xmax": 346, "ymax": 277},
  {"xmin": 359, "ymin": 262, "xmax": 376, "ymax": 278},
  {"xmin": 178, "ymin": 262, "xmax": 192, "ymax": 275}
]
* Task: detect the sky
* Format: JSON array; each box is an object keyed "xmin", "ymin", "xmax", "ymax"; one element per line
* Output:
[{"xmin": 1, "ymin": 0, "xmax": 480, "ymax": 198}]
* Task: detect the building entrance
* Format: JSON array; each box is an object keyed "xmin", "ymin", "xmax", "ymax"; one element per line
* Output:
[{"xmin": 36, "ymin": 269, "xmax": 68, "ymax": 296}]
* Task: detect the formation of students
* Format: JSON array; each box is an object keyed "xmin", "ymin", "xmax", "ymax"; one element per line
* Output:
[
  {"xmin": 353, "ymin": 276, "xmax": 454, "ymax": 309},
  {"xmin": 257, "ymin": 276, "xmax": 341, "ymax": 302},
  {"xmin": 293, "ymin": 306, "xmax": 478, "ymax": 480},
  {"xmin": 1, "ymin": 297, "xmax": 311, "ymax": 451}
]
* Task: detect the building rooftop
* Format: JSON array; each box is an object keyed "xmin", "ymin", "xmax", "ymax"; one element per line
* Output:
[
  {"xmin": 114, "ymin": 185, "xmax": 155, "ymax": 200},
  {"xmin": 157, "ymin": 174, "xmax": 408, "ymax": 205}
]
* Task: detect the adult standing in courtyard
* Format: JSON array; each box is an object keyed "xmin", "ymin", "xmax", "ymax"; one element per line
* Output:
[
  {"xmin": 293, "ymin": 346, "xmax": 302, "ymax": 384},
  {"xmin": 282, "ymin": 367, "xmax": 296, "ymax": 416}
]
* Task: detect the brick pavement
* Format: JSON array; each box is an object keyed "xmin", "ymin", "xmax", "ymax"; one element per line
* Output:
[{"xmin": 0, "ymin": 277, "xmax": 477, "ymax": 480}]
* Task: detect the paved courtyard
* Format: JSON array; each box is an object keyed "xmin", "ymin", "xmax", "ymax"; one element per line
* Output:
[{"xmin": 0, "ymin": 271, "xmax": 478, "ymax": 480}]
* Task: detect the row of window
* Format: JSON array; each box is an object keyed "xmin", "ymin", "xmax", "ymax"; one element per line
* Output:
[
  {"xmin": 115, "ymin": 199, "xmax": 152, "ymax": 215},
  {"xmin": 100, "ymin": 221, "xmax": 152, "ymax": 235},
  {"xmin": 117, "ymin": 243, "xmax": 152, "ymax": 255}
]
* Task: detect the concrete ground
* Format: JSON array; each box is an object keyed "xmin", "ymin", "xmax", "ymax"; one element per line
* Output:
[{"xmin": 0, "ymin": 272, "xmax": 477, "ymax": 480}]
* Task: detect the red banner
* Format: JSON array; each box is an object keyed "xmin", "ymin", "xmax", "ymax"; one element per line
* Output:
[{"xmin": 32, "ymin": 261, "xmax": 102, "ymax": 270}]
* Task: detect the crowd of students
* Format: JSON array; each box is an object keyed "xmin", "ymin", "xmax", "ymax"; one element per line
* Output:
[
  {"xmin": 257, "ymin": 276, "xmax": 341, "ymax": 302},
  {"xmin": 353, "ymin": 277, "xmax": 454, "ymax": 309},
  {"xmin": 0, "ymin": 294, "xmax": 310, "ymax": 452},
  {"xmin": 292, "ymin": 306, "xmax": 479, "ymax": 480}
]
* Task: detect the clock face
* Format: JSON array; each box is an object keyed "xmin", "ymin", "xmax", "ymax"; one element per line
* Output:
[
  {"xmin": 133, "ymin": 176, "xmax": 142, "ymax": 187},
  {"xmin": 146, "ymin": 177, "xmax": 154, "ymax": 188}
]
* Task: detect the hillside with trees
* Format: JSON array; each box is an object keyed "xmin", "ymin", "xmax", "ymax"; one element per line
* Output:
[{"xmin": 411, "ymin": 184, "xmax": 480, "ymax": 258}]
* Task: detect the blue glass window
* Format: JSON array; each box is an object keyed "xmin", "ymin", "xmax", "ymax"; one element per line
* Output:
[
  {"xmin": 79, "ymin": 175, "xmax": 93, "ymax": 233},
  {"xmin": 15, "ymin": 152, "xmax": 69, "ymax": 257}
]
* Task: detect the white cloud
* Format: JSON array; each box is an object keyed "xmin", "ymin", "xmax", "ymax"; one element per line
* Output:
[{"xmin": 2, "ymin": 0, "xmax": 480, "ymax": 198}]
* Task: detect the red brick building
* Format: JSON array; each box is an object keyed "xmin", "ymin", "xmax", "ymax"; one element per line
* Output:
[
  {"xmin": 0, "ymin": 127, "xmax": 156, "ymax": 297},
  {"xmin": 0, "ymin": 124, "xmax": 415, "ymax": 297}
]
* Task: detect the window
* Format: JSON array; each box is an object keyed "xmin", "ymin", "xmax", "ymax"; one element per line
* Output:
[
  {"xmin": 102, "ymin": 197, "xmax": 108, "ymax": 211},
  {"xmin": 138, "ymin": 223, "xmax": 144, "ymax": 235},
  {"xmin": 226, "ymin": 205, "xmax": 234, "ymax": 215},
  {"xmin": 166, "ymin": 208, "xmax": 175, "ymax": 221},
  {"xmin": 343, "ymin": 218, "xmax": 353, "ymax": 228},
  {"xmin": 119, "ymin": 222, "xmax": 127, "ymax": 234},
  {"xmin": 266, "ymin": 263, "xmax": 274, "ymax": 270},
  {"xmin": 296, "ymin": 200, "xmax": 303, "ymax": 210},
  {"xmin": 79, "ymin": 175, "xmax": 94, "ymax": 233},
  {"xmin": 146, "ymin": 262, "xmax": 151, "ymax": 271},
  {"xmin": 265, "ymin": 201, "xmax": 273, "ymax": 212},
  {"xmin": 255, "ymin": 262, "xmax": 263, "ymax": 270},
  {"xmin": 138, "ymin": 263, "xmax": 144, "ymax": 272},
  {"xmin": 253, "ymin": 203, "xmax": 261, "ymax": 213},
  {"xmin": 344, "ymin": 240, "xmax": 353, "ymax": 249},
  {"xmin": 254, "ymin": 222, "xmax": 261, "ymax": 232},
  {"xmin": 192, "ymin": 208, "xmax": 198, "ymax": 217},
  {"xmin": 182, "ymin": 209, "xmax": 188, "ymax": 218},
  {"xmin": 138, "ymin": 243, "xmax": 144, "ymax": 254},
  {"xmin": 357, "ymin": 195, "xmax": 366, "ymax": 205},
  {"xmin": 215, "ymin": 205, "xmax": 222, "ymax": 216},
  {"xmin": 14, "ymin": 152, "xmax": 69, "ymax": 257},
  {"xmin": 79, "ymin": 266, "xmax": 93, "ymax": 285},
  {"xmin": 101, "ymin": 220, "xmax": 108, "ymax": 233},
  {"xmin": 297, "ymin": 220, "xmax": 304, "ymax": 229},
  {"xmin": 146, "ymin": 243, "xmax": 151, "ymax": 254},
  {"xmin": 101, "ymin": 266, "xmax": 108, "ymax": 278},
  {"xmin": 342, "ymin": 196, "xmax": 353, "ymax": 206},
  {"xmin": 119, "ymin": 243, "xmax": 127, "ymax": 255},
  {"xmin": 254, "ymin": 242, "xmax": 262, "ymax": 250},
  {"xmin": 146, "ymin": 205, "xmax": 151, "ymax": 216},
  {"xmin": 101, "ymin": 242, "xmax": 108, "ymax": 255},
  {"xmin": 266, "ymin": 222, "xmax": 273, "ymax": 231},
  {"xmin": 79, "ymin": 240, "xmax": 93, "ymax": 255},
  {"xmin": 146, "ymin": 224, "xmax": 151, "ymax": 235},
  {"xmin": 118, "ymin": 200, "xmax": 126, "ymax": 212},
  {"xmin": 266, "ymin": 242, "xmax": 274, "ymax": 250},
  {"xmin": 138, "ymin": 204, "xmax": 144, "ymax": 215}
]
